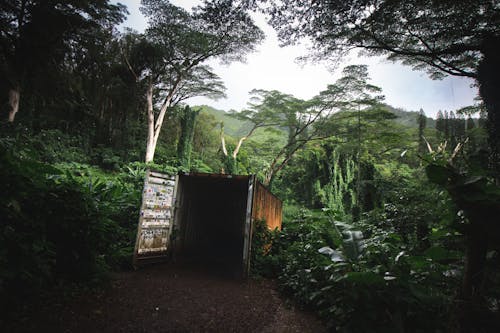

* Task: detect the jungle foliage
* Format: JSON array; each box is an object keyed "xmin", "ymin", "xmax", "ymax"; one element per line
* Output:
[{"xmin": 1, "ymin": 1, "xmax": 499, "ymax": 332}]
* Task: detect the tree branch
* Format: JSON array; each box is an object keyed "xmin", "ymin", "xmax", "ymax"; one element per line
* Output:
[
  {"xmin": 120, "ymin": 46, "xmax": 139, "ymax": 82},
  {"xmin": 363, "ymin": 30, "xmax": 478, "ymax": 78}
]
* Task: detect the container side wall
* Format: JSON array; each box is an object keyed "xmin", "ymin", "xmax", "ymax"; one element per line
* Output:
[{"xmin": 252, "ymin": 182, "xmax": 283, "ymax": 231}]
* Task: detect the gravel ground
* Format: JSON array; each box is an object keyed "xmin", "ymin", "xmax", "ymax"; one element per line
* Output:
[{"xmin": 7, "ymin": 263, "xmax": 327, "ymax": 333}]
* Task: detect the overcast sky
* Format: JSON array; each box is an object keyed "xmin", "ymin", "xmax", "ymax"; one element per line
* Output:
[{"xmin": 117, "ymin": 0, "xmax": 478, "ymax": 118}]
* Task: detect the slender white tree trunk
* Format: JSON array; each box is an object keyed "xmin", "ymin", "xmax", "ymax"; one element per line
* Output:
[
  {"xmin": 232, "ymin": 134, "xmax": 249, "ymax": 158},
  {"xmin": 144, "ymin": 76, "xmax": 181, "ymax": 163},
  {"xmin": 145, "ymin": 84, "xmax": 156, "ymax": 162},
  {"xmin": 220, "ymin": 123, "xmax": 228, "ymax": 173},
  {"xmin": 7, "ymin": 87, "xmax": 20, "ymax": 122}
]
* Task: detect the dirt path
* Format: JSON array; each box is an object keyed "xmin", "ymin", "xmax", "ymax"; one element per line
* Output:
[{"xmin": 11, "ymin": 264, "xmax": 327, "ymax": 333}]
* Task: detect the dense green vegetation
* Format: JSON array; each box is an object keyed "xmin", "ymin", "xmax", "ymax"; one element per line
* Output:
[
  {"xmin": 248, "ymin": 104, "xmax": 499, "ymax": 332},
  {"xmin": 1, "ymin": 1, "xmax": 499, "ymax": 332}
]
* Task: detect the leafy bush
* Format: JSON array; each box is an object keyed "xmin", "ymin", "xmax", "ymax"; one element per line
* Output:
[
  {"xmin": 2, "ymin": 128, "xmax": 90, "ymax": 164},
  {"xmin": 0, "ymin": 144, "xmax": 148, "ymax": 318},
  {"xmin": 254, "ymin": 208, "xmax": 462, "ymax": 332},
  {"xmin": 91, "ymin": 146, "xmax": 124, "ymax": 170},
  {"xmin": 55, "ymin": 162, "xmax": 146, "ymax": 269},
  {"xmin": 0, "ymin": 147, "xmax": 106, "ymax": 314},
  {"xmin": 190, "ymin": 158, "xmax": 214, "ymax": 173},
  {"xmin": 250, "ymin": 219, "xmax": 281, "ymax": 277}
]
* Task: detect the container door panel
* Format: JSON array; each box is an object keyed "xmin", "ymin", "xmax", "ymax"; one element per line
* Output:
[{"xmin": 133, "ymin": 170, "xmax": 177, "ymax": 266}]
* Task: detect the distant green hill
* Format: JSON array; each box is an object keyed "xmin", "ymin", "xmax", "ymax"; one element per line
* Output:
[
  {"xmin": 384, "ymin": 104, "xmax": 436, "ymax": 128},
  {"xmin": 194, "ymin": 105, "xmax": 286, "ymax": 144},
  {"xmin": 193, "ymin": 105, "xmax": 252, "ymax": 137},
  {"xmin": 194, "ymin": 103, "xmax": 437, "ymax": 140}
]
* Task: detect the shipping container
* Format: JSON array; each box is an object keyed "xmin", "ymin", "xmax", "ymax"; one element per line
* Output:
[{"xmin": 133, "ymin": 171, "xmax": 282, "ymax": 277}]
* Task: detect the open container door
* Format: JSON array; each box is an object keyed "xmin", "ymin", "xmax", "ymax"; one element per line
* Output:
[{"xmin": 133, "ymin": 170, "xmax": 177, "ymax": 267}]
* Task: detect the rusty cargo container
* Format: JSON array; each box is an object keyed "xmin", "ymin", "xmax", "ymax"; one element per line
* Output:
[{"xmin": 133, "ymin": 171, "xmax": 282, "ymax": 276}]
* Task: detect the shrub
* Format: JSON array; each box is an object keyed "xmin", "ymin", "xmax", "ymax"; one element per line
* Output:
[
  {"xmin": 254, "ymin": 208, "xmax": 461, "ymax": 331},
  {"xmin": 0, "ymin": 145, "xmax": 136, "ymax": 317}
]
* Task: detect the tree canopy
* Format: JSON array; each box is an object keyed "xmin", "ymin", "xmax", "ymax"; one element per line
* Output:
[
  {"xmin": 131, "ymin": 0, "xmax": 264, "ymax": 162},
  {"xmin": 266, "ymin": 0, "xmax": 498, "ymax": 80},
  {"xmin": 227, "ymin": 65, "xmax": 386, "ymax": 185},
  {"xmin": 261, "ymin": 0, "xmax": 500, "ymax": 177}
]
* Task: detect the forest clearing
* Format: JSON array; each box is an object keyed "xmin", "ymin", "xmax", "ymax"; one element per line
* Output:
[{"xmin": 1, "ymin": 1, "xmax": 500, "ymax": 332}]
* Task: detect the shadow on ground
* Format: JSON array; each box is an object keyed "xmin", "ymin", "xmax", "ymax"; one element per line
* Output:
[{"xmin": 7, "ymin": 263, "xmax": 326, "ymax": 333}]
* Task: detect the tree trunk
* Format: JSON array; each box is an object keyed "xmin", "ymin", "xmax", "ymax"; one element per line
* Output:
[
  {"xmin": 446, "ymin": 180, "xmax": 498, "ymax": 332},
  {"xmin": 144, "ymin": 75, "xmax": 182, "ymax": 163},
  {"xmin": 95, "ymin": 99, "xmax": 107, "ymax": 146},
  {"xmin": 220, "ymin": 123, "xmax": 229, "ymax": 173},
  {"xmin": 478, "ymin": 35, "xmax": 500, "ymax": 182},
  {"xmin": 145, "ymin": 84, "xmax": 156, "ymax": 163},
  {"xmin": 264, "ymin": 141, "xmax": 304, "ymax": 187},
  {"xmin": 263, "ymin": 155, "xmax": 288, "ymax": 188},
  {"xmin": 456, "ymin": 224, "xmax": 488, "ymax": 333},
  {"xmin": 7, "ymin": 86, "xmax": 20, "ymax": 122}
]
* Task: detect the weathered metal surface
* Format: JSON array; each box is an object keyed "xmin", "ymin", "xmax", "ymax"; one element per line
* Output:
[
  {"xmin": 252, "ymin": 181, "xmax": 283, "ymax": 231},
  {"xmin": 133, "ymin": 170, "xmax": 176, "ymax": 266},
  {"xmin": 242, "ymin": 175, "xmax": 255, "ymax": 276}
]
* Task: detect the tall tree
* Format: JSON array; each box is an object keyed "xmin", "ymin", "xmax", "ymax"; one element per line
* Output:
[
  {"xmin": 177, "ymin": 105, "xmax": 199, "ymax": 170},
  {"xmin": 192, "ymin": 109, "xmax": 220, "ymax": 164},
  {"xmin": 219, "ymin": 90, "xmax": 293, "ymax": 174},
  {"xmin": 132, "ymin": 0, "xmax": 263, "ymax": 162},
  {"xmin": 436, "ymin": 110, "xmax": 445, "ymax": 137},
  {"xmin": 0, "ymin": 0, "xmax": 126, "ymax": 122},
  {"xmin": 449, "ymin": 110, "xmax": 457, "ymax": 147},
  {"xmin": 426, "ymin": 147, "xmax": 500, "ymax": 332},
  {"xmin": 254, "ymin": 65, "xmax": 385, "ymax": 186},
  {"xmin": 417, "ymin": 109, "xmax": 427, "ymax": 157},
  {"xmin": 263, "ymin": 0, "xmax": 500, "ymax": 177},
  {"xmin": 71, "ymin": 27, "xmax": 147, "ymax": 153}
]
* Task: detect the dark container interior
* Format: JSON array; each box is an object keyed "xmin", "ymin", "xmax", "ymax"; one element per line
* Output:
[{"xmin": 174, "ymin": 174, "xmax": 250, "ymax": 274}]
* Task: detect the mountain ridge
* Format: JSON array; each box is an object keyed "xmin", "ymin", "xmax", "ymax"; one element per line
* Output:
[{"xmin": 194, "ymin": 104, "xmax": 437, "ymax": 137}]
